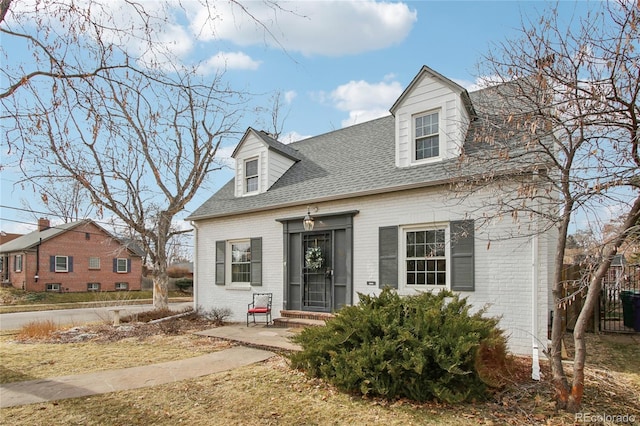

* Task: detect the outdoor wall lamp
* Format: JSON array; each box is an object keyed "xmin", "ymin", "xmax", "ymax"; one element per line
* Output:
[{"xmin": 303, "ymin": 206, "xmax": 315, "ymax": 231}]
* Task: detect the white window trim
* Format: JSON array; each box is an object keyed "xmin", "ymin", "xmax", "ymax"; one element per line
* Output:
[
  {"xmin": 226, "ymin": 239, "xmax": 251, "ymax": 289},
  {"xmin": 401, "ymin": 223, "xmax": 451, "ymax": 291},
  {"xmin": 243, "ymin": 157, "xmax": 260, "ymax": 195},
  {"xmin": 55, "ymin": 255, "xmax": 69, "ymax": 272},
  {"xmin": 87, "ymin": 282, "xmax": 100, "ymax": 291},
  {"xmin": 115, "ymin": 282, "xmax": 129, "ymax": 290},
  {"xmin": 15, "ymin": 254, "xmax": 23, "ymax": 272},
  {"xmin": 116, "ymin": 258, "xmax": 128, "ymax": 273},
  {"xmin": 412, "ymin": 109, "xmax": 443, "ymax": 165},
  {"xmin": 46, "ymin": 283, "xmax": 61, "ymax": 292}
]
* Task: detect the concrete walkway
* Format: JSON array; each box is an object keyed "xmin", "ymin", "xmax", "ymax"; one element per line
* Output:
[
  {"xmin": 195, "ymin": 323, "xmax": 302, "ymax": 351},
  {"xmin": 1, "ymin": 324, "xmax": 299, "ymax": 408}
]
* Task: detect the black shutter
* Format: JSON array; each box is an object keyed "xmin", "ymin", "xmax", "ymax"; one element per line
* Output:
[
  {"xmin": 68, "ymin": 256, "xmax": 74, "ymax": 272},
  {"xmin": 113, "ymin": 258, "xmax": 117, "ymax": 272},
  {"xmin": 215, "ymin": 241, "xmax": 225, "ymax": 285},
  {"xmin": 50, "ymin": 256, "xmax": 55, "ymax": 272},
  {"xmin": 451, "ymin": 220, "xmax": 475, "ymax": 292},
  {"xmin": 379, "ymin": 226, "xmax": 398, "ymax": 289},
  {"xmin": 250, "ymin": 237, "xmax": 262, "ymax": 286},
  {"xmin": 127, "ymin": 259, "xmax": 131, "ymax": 273}
]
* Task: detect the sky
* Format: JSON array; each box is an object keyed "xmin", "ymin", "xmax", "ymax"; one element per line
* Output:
[{"xmin": 0, "ymin": 0, "xmax": 599, "ymax": 238}]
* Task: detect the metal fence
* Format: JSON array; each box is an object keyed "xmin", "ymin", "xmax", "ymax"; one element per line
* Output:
[
  {"xmin": 599, "ymin": 264, "xmax": 640, "ymax": 333},
  {"xmin": 556, "ymin": 264, "xmax": 640, "ymax": 334}
]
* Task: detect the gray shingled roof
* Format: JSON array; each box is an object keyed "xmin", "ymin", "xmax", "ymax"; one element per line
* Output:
[
  {"xmin": 187, "ymin": 88, "xmax": 537, "ymax": 221},
  {"xmin": 0, "ymin": 220, "xmax": 91, "ymax": 253},
  {"xmin": 0, "ymin": 219, "xmax": 144, "ymax": 257},
  {"xmin": 251, "ymin": 129, "xmax": 302, "ymax": 162}
]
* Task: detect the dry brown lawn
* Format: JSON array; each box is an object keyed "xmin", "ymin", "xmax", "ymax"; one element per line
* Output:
[{"xmin": 1, "ymin": 315, "xmax": 639, "ymax": 426}]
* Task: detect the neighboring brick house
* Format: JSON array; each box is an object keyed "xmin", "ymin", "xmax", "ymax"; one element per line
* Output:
[
  {"xmin": 187, "ymin": 65, "xmax": 557, "ymax": 366},
  {"xmin": 0, "ymin": 218, "xmax": 143, "ymax": 292}
]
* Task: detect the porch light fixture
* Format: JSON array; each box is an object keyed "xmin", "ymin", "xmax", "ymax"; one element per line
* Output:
[{"xmin": 303, "ymin": 207, "xmax": 315, "ymax": 231}]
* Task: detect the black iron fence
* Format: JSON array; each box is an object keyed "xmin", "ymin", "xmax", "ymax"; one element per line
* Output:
[
  {"xmin": 555, "ymin": 264, "xmax": 640, "ymax": 334},
  {"xmin": 599, "ymin": 264, "xmax": 640, "ymax": 333}
]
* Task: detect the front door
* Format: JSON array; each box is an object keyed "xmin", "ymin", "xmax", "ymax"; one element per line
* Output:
[
  {"xmin": 302, "ymin": 232, "xmax": 333, "ymax": 311},
  {"xmin": 281, "ymin": 211, "xmax": 355, "ymax": 313}
]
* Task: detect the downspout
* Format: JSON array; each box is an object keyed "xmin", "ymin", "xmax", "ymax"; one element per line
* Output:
[
  {"xmin": 35, "ymin": 238, "xmax": 41, "ymax": 284},
  {"xmin": 531, "ymin": 168, "xmax": 542, "ymax": 381},
  {"xmin": 190, "ymin": 221, "xmax": 198, "ymax": 311},
  {"xmin": 531, "ymin": 230, "xmax": 541, "ymax": 381}
]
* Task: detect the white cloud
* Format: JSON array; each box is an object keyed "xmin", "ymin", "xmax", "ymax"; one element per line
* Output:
[
  {"xmin": 284, "ymin": 90, "xmax": 297, "ymax": 104},
  {"xmin": 280, "ymin": 131, "xmax": 311, "ymax": 144},
  {"xmin": 8, "ymin": 1, "xmax": 416, "ymax": 76},
  {"xmin": 341, "ymin": 109, "xmax": 391, "ymax": 128},
  {"xmin": 214, "ymin": 145, "xmax": 236, "ymax": 169},
  {"xmin": 331, "ymin": 80, "xmax": 403, "ymax": 111},
  {"xmin": 198, "ymin": 51, "xmax": 262, "ymax": 73},
  {"xmin": 460, "ymin": 75, "xmax": 512, "ymax": 92},
  {"xmin": 327, "ymin": 79, "xmax": 402, "ymax": 126},
  {"xmin": 188, "ymin": 0, "xmax": 417, "ymax": 57}
]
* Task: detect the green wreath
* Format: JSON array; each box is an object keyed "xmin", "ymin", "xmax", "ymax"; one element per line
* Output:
[{"xmin": 305, "ymin": 246, "xmax": 324, "ymax": 270}]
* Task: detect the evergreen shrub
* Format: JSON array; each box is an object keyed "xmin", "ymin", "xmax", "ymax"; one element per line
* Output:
[{"xmin": 289, "ymin": 288, "xmax": 511, "ymax": 403}]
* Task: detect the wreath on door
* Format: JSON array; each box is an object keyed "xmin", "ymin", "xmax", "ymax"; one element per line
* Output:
[{"xmin": 305, "ymin": 246, "xmax": 324, "ymax": 270}]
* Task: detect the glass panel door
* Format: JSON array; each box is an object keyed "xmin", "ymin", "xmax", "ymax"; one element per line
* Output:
[{"xmin": 302, "ymin": 232, "xmax": 332, "ymax": 312}]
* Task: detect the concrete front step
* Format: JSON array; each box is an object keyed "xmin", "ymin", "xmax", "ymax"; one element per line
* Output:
[
  {"xmin": 272, "ymin": 317, "xmax": 326, "ymax": 328},
  {"xmin": 272, "ymin": 310, "xmax": 335, "ymax": 328}
]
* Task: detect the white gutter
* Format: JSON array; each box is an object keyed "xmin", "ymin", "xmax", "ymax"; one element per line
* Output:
[{"xmin": 190, "ymin": 221, "xmax": 199, "ymax": 312}]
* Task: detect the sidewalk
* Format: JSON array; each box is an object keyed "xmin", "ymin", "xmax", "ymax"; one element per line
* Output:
[{"xmin": 0, "ymin": 324, "xmax": 298, "ymax": 408}]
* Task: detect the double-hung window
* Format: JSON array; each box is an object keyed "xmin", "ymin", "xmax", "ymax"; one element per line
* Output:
[
  {"xmin": 216, "ymin": 238, "xmax": 262, "ymax": 287},
  {"xmin": 55, "ymin": 256, "xmax": 69, "ymax": 272},
  {"xmin": 116, "ymin": 258, "xmax": 129, "ymax": 273},
  {"xmin": 245, "ymin": 159, "xmax": 259, "ymax": 194},
  {"xmin": 405, "ymin": 227, "xmax": 447, "ymax": 286},
  {"xmin": 414, "ymin": 111, "xmax": 439, "ymax": 161},
  {"xmin": 229, "ymin": 240, "xmax": 251, "ymax": 285},
  {"xmin": 14, "ymin": 254, "xmax": 23, "ymax": 272}
]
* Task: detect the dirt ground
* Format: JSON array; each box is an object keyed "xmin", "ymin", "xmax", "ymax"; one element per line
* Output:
[{"xmin": 2, "ymin": 310, "xmax": 639, "ymax": 425}]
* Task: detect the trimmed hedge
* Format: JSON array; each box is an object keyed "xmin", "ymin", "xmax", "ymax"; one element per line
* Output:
[{"xmin": 289, "ymin": 288, "xmax": 510, "ymax": 403}]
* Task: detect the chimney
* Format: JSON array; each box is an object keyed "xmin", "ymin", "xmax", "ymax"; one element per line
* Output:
[{"xmin": 38, "ymin": 218, "xmax": 51, "ymax": 231}]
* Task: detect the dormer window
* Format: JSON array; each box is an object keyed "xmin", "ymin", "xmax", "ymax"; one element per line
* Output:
[
  {"xmin": 245, "ymin": 158, "xmax": 259, "ymax": 193},
  {"xmin": 415, "ymin": 111, "xmax": 439, "ymax": 161}
]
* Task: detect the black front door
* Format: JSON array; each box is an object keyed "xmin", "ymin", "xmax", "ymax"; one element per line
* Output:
[
  {"xmin": 281, "ymin": 211, "xmax": 355, "ymax": 313},
  {"xmin": 302, "ymin": 232, "xmax": 332, "ymax": 311}
]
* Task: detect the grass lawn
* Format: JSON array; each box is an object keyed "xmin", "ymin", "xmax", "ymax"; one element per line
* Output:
[
  {"xmin": 1, "ymin": 312, "xmax": 639, "ymax": 425},
  {"xmin": 0, "ymin": 287, "xmax": 189, "ymax": 313}
]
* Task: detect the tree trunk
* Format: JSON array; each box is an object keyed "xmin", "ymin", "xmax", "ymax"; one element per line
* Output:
[
  {"xmin": 152, "ymin": 211, "xmax": 171, "ymax": 310},
  {"xmin": 153, "ymin": 270, "xmax": 169, "ymax": 310},
  {"xmin": 567, "ymin": 195, "xmax": 640, "ymax": 413},
  {"xmin": 550, "ymin": 205, "xmax": 573, "ymax": 408}
]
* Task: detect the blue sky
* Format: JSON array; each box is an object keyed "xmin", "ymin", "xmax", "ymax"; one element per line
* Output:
[{"xmin": 0, "ymin": 0, "xmax": 596, "ymax": 235}]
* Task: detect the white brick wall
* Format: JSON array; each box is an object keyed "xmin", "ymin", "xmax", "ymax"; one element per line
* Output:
[{"xmin": 193, "ymin": 185, "xmax": 553, "ymax": 355}]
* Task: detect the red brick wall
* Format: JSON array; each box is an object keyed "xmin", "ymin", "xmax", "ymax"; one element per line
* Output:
[{"xmin": 15, "ymin": 222, "xmax": 142, "ymax": 292}]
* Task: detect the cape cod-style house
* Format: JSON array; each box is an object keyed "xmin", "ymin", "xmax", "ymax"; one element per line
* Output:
[{"xmin": 187, "ymin": 66, "xmax": 555, "ymax": 361}]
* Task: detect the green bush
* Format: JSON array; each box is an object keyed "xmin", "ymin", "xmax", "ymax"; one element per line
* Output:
[
  {"xmin": 289, "ymin": 288, "xmax": 510, "ymax": 404},
  {"xmin": 174, "ymin": 278, "xmax": 193, "ymax": 292}
]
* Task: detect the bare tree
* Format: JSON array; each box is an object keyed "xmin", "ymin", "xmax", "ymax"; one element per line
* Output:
[
  {"xmin": 464, "ymin": 1, "xmax": 639, "ymax": 412},
  {"xmin": 18, "ymin": 178, "xmax": 96, "ymax": 223},
  {"xmin": 1, "ymin": 1, "xmax": 254, "ymax": 308}
]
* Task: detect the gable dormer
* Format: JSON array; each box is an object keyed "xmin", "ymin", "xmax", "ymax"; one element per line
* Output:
[
  {"xmin": 232, "ymin": 128, "xmax": 301, "ymax": 197},
  {"xmin": 390, "ymin": 66, "xmax": 476, "ymax": 168}
]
